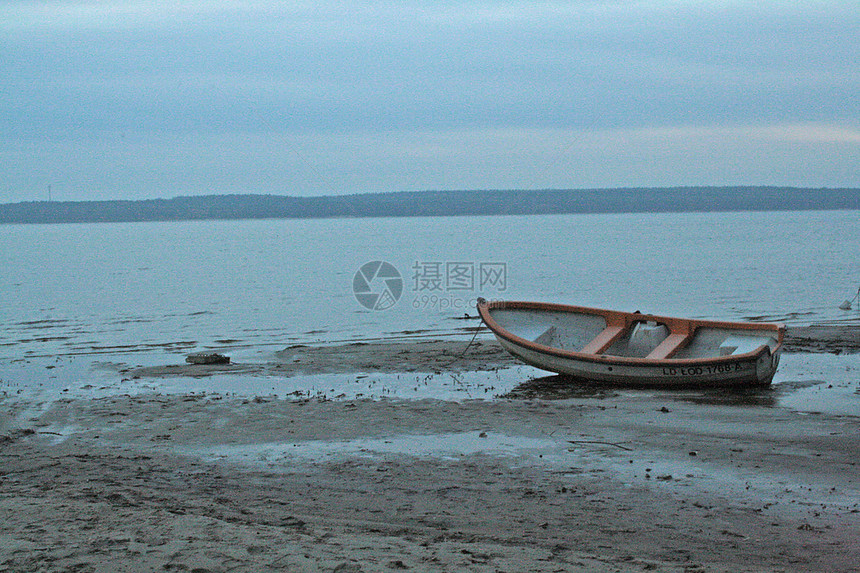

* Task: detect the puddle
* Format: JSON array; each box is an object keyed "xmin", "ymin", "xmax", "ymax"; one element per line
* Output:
[
  {"xmin": 773, "ymin": 353, "xmax": 860, "ymax": 416},
  {"xmin": 3, "ymin": 350, "xmax": 857, "ymax": 416},
  {"xmin": 501, "ymin": 353, "xmax": 860, "ymax": 416},
  {"xmin": 182, "ymin": 431, "xmax": 564, "ymax": 467},
  {"xmin": 111, "ymin": 364, "xmax": 542, "ymax": 402}
]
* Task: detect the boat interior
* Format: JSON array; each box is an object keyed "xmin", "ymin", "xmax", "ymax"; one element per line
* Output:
[{"xmin": 491, "ymin": 308, "xmax": 781, "ymax": 360}]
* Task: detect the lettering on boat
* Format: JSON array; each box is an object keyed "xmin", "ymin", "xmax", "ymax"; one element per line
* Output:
[{"xmin": 661, "ymin": 363, "xmax": 751, "ymax": 376}]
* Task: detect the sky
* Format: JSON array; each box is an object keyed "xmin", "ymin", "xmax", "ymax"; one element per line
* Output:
[{"xmin": 1, "ymin": 1, "xmax": 859, "ymax": 203}]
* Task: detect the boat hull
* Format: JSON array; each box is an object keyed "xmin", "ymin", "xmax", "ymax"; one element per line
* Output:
[
  {"xmin": 478, "ymin": 299, "xmax": 784, "ymax": 388},
  {"xmin": 496, "ymin": 336, "xmax": 780, "ymax": 387}
]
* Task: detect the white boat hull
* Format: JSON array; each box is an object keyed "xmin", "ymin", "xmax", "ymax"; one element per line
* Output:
[{"xmin": 497, "ymin": 337, "xmax": 780, "ymax": 387}]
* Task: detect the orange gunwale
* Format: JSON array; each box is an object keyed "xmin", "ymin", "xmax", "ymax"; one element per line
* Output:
[{"xmin": 476, "ymin": 299, "xmax": 785, "ymax": 366}]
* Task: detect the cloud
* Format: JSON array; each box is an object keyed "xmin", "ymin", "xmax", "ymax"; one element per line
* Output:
[{"xmin": 1, "ymin": 1, "xmax": 858, "ymax": 200}]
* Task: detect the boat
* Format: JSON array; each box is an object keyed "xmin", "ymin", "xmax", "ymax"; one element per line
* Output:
[{"xmin": 476, "ymin": 298, "xmax": 785, "ymax": 387}]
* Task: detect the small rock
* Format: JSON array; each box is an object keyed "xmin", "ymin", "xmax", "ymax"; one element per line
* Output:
[{"xmin": 186, "ymin": 352, "xmax": 230, "ymax": 365}]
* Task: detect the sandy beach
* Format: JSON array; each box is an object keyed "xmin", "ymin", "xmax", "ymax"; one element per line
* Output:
[{"xmin": 1, "ymin": 326, "xmax": 858, "ymax": 572}]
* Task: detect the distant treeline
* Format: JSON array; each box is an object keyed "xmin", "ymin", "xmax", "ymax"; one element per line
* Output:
[{"xmin": 0, "ymin": 187, "xmax": 857, "ymax": 224}]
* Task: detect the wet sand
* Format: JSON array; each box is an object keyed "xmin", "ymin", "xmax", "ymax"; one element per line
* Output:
[
  {"xmin": 128, "ymin": 324, "xmax": 859, "ymax": 379},
  {"xmin": 782, "ymin": 325, "xmax": 860, "ymax": 354},
  {"xmin": 1, "ymin": 326, "xmax": 858, "ymax": 572}
]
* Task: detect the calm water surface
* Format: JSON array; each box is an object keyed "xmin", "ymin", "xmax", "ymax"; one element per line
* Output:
[
  {"xmin": 1, "ymin": 210, "xmax": 857, "ymax": 360},
  {"xmin": 0, "ymin": 210, "xmax": 857, "ymax": 411}
]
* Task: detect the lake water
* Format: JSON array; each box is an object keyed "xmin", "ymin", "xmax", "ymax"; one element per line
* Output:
[{"xmin": 1, "ymin": 210, "xmax": 858, "ymax": 410}]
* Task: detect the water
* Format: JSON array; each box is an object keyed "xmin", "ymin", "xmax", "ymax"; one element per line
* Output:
[{"xmin": 0, "ymin": 210, "xmax": 858, "ymax": 408}]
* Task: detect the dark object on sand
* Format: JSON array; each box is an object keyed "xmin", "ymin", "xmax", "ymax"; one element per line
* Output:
[
  {"xmin": 186, "ymin": 352, "xmax": 231, "ymax": 365},
  {"xmin": 477, "ymin": 298, "xmax": 784, "ymax": 387}
]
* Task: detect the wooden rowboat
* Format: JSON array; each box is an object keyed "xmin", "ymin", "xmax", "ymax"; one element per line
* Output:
[{"xmin": 477, "ymin": 298, "xmax": 784, "ymax": 387}]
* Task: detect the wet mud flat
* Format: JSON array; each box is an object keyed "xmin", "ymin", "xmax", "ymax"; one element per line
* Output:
[
  {"xmin": 782, "ymin": 324, "xmax": 860, "ymax": 354},
  {"xmin": 2, "ymin": 393, "xmax": 858, "ymax": 572},
  {"xmin": 1, "ymin": 324, "xmax": 858, "ymax": 572}
]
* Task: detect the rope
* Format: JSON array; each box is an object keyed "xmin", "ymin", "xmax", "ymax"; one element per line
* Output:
[{"xmin": 441, "ymin": 317, "xmax": 485, "ymax": 368}]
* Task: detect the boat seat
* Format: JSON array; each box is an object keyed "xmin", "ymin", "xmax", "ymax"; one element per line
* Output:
[
  {"xmin": 645, "ymin": 333, "xmax": 690, "ymax": 359},
  {"xmin": 533, "ymin": 325, "xmax": 556, "ymax": 346},
  {"xmin": 719, "ymin": 335, "xmax": 775, "ymax": 356},
  {"xmin": 514, "ymin": 325, "xmax": 556, "ymax": 344},
  {"xmin": 580, "ymin": 325, "xmax": 626, "ymax": 355}
]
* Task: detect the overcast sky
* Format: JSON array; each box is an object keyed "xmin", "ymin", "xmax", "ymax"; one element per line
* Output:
[{"xmin": 2, "ymin": 1, "xmax": 858, "ymax": 203}]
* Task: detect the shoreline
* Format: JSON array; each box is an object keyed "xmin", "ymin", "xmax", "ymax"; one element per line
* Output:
[
  {"xmin": 781, "ymin": 324, "xmax": 860, "ymax": 353},
  {"xmin": 3, "ymin": 188, "xmax": 857, "ymax": 225},
  {"xmin": 128, "ymin": 324, "xmax": 859, "ymax": 380}
]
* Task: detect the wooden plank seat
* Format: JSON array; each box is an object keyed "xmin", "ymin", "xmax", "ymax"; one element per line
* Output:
[
  {"xmin": 645, "ymin": 332, "xmax": 691, "ymax": 359},
  {"xmin": 580, "ymin": 324, "xmax": 627, "ymax": 355}
]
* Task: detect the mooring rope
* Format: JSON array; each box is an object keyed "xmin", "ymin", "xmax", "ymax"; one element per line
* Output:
[{"xmin": 441, "ymin": 317, "xmax": 485, "ymax": 368}]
